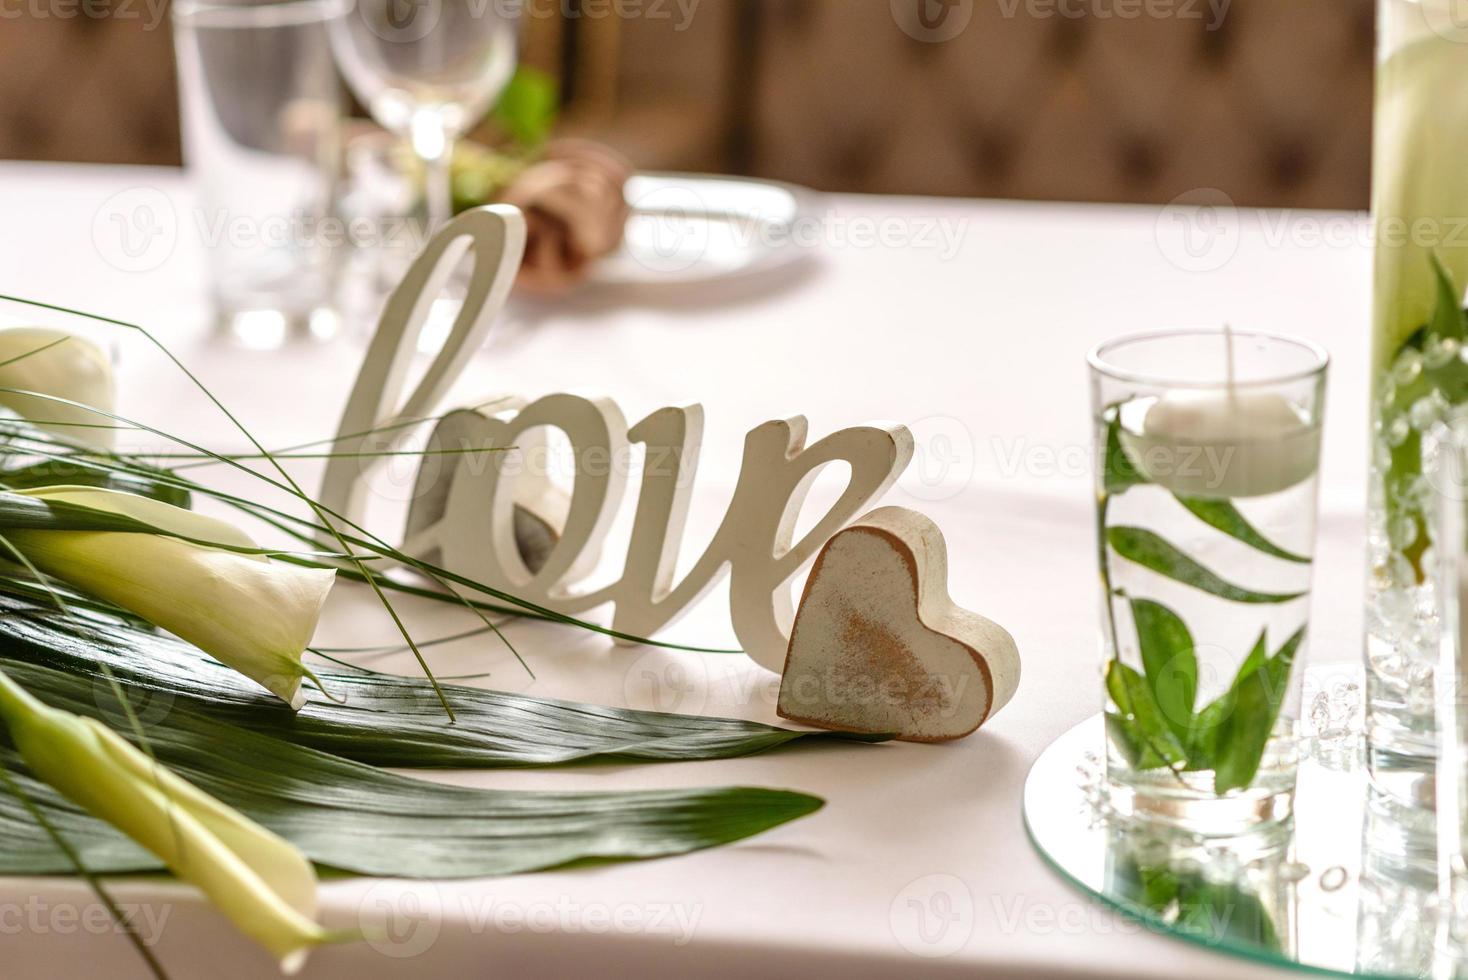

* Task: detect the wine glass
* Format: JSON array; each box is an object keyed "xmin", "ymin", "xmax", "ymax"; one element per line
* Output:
[{"xmin": 331, "ymin": 0, "xmax": 518, "ymax": 234}]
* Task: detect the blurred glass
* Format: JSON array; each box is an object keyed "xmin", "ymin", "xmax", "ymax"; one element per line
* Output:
[
  {"xmin": 173, "ymin": 0, "xmax": 347, "ymax": 346},
  {"xmin": 1432, "ymin": 420, "xmax": 1468, "ymax": 971},
  {"xmin": 330, "ymin": 0, "xmax": 518, "ymax": 234}
]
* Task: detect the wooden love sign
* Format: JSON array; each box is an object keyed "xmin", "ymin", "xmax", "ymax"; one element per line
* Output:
[{"xmin": 319, "ymin": 207, "xmax": 915, "ymax": 672}]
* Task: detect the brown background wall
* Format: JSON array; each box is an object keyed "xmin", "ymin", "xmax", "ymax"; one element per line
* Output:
[{"xmin": 0, "ymin": 0, "xmax": 1376, "ymax": 209}]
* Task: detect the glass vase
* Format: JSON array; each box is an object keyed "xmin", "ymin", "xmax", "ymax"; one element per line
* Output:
[
  {"xmin": 1366, "ymin": 0, "xmax": 1468, "ymax": 801},
  {"xmin": 1091, "ymin": 329, "xmax": 1328, "ymax": 836}
]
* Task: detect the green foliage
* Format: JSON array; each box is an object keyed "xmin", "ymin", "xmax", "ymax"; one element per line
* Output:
[
  {"xmin": 1378, "ymin": 256, "xmax": 1468, "ymax": 580},
  {"xmin": 0, "ymin": 596, "xmax": 837, "ymax": 878},
  {"xmin": 493, "ymin": 66, "xmax": 560, "ymax": 149},
  {"xmin": 1098, "ymin": 408, "xmax": 1309, "ymax": 795},
  {"xmin": 0, "ymin": 593, "xmax": 880, "ymax": 770}
]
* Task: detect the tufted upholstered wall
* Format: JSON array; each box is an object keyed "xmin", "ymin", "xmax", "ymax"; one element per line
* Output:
[
  {"xmin": 0, "ymin": 0, "xmax": 1375, "ymax": 208},
  {"xmin": 737, "ymin": 0, "xmax": 1376, "ymax": 208},
  {"xmin": 0, "ymin": 16, "xmax": 181, "ymax": 165}
]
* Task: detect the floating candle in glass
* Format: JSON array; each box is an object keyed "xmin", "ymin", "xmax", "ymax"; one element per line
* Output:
[
  {"xmin": 1089, "ymin": 328, "xmax": 1329, "ymax": 836},
  {"xmin": 1117, "ymin": 332, "xmax": 1323, "ymax": 499}
]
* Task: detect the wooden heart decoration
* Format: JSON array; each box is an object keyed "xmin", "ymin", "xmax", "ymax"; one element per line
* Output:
[{"xmin": 776, "ymin": 507, "xmax": 1020, "ymax": 743}]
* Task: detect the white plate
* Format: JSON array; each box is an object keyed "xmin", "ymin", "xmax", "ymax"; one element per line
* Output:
[{"xmin": 591, "ymin": 173, "xmax": 820, "ymax": 286}]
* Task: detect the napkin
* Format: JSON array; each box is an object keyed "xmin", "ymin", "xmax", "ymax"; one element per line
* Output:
[{"xmin": 498, "ymin": 139, "xmax": 634, "ymax": 294}]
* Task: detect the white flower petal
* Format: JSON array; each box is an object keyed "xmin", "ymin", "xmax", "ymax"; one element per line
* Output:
[{"xmin": 0, "ymin": 327, "xmax": 115, "ymax": 449}]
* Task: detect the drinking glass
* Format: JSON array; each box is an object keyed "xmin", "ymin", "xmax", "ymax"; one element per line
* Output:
[
  {"xmin": 330, "ymin": 0, "xmax": 519, "ymax": 235},
  {"xmin": 1090, "ymin": 329, "xmax": 1328, "ymax": 836},
  {"xmin": 173, "ymin": 0, "xmax": 347, "ymax": 344}
]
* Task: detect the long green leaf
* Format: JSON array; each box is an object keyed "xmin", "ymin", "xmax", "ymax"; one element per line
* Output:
[
  {"xmin": 0, "ymin": 718, "xmax": 821, "ymax": 878},
  {"xmin": 1130, "ymin": 598, "xmax": 1196, "ymax": 744},
  {"xmin": 1186, "ymin": 629, "xmax": 1267, "ymax": 771},
  {"xmin": 1212, "ymin": 628, "xmax": 1305, "ymax": 795},
  {"xmin": 1426, "ymin": 255, "xmax": 1468, "ymax": 403},
  {"xmin": 1174, "ymin": 497, "xmax": 1311, "ymax": 564},
  {"xmin": 1102, "ymin": 410, "xmax": 1147, "ymax": 496},
  {"xmin": 1107, "ymin": 527, "xmax": 1305, "ymax": 604},
  {"xmin": 1432, "ymin": 252, "xmax": 1468, "ymax": 345},
  {"xmin": 1105, "ymin": 661, "xmax": 1186, "ymax": 770},
  {"xmin": 0, "ymin": 594, "xmax": 880, "ymax": 768}
]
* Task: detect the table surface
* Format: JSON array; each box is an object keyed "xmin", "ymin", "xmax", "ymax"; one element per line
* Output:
[{"xmin": 0, "ymin": 161, "xmax": 1375, "ymax": 980}]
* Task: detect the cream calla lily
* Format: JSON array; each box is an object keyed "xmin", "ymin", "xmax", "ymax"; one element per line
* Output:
[
  {"xmin": 0, "ymin": 667, "xmax": 345, "ymax": 972},
  {"xmin": 6, "ymin": 486, "xmax": 335, "ymax": 709},
  {"xmin": 1372, "ymin": 3, "xmax": 1468, "ymax": 369},
  {"xmin": 0, "ymin": 327, "xmax": 116, "ymax": 448}
]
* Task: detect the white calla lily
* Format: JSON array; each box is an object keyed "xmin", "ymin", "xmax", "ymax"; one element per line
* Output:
[
  {"xmin": 1372, "ymin": 4, "xmax": 1468, "ymax": 368},
  {"xmin": 6, "ymin": 486, "xmax": 335, "ymax": 709},
  {"xmin": 0, "ymin": 667, "xmax": 347, "ymax": 972},
  {"xmin": 0, "ymin": 327, "xmax": 116, "ymax": 448}
]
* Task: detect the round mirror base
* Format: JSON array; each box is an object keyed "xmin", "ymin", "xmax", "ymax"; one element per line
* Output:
[{"xmin": 1023, "ymin": 709, "xmax": 1452, "ymax": 979}]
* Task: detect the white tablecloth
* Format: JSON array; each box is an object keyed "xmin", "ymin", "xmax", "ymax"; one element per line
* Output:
[{"xmin": 0, "ymin": 162, "xmax": 1373, "ymax": 979}]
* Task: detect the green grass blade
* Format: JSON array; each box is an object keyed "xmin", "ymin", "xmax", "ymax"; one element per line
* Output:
[
  {"xmin": 0, "ymin": 296, "xmax": 463, "ymax": 717},
  {"xmin": 0, "ymin": 335, "xmax": 70, "ymax": 370},
  {"xmin": 0, "ymin": 404, "xmax": 745, "ymax": 654},
  {"xmin": 1, "ymin": 457, "xmax": 189, "ymax": 507}
]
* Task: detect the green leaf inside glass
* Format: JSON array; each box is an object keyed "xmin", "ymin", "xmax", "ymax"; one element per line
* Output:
[{"xmin": 1098, "ymin": 404, "xmax": 1310, "ymax": 797}]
